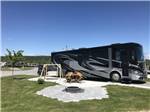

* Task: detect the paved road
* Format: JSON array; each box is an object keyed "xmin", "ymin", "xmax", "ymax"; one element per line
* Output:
[{"xmin": 0, "ymin": 67, "xmax": 38, "ymax": 77}]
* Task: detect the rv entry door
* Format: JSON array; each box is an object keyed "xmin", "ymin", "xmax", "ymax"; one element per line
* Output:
[{"xmin": 121, "ymin": 50, "xmax": 129, "ymax": 78}]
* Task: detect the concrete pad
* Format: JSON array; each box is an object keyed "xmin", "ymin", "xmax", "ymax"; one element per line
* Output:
[{"xmin": 36, "ymin": 85, "xmax": 108, "ymax": 102}]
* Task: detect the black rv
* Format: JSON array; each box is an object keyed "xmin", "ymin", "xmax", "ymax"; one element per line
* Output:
[{"xmin": 51, "ymin": 43, "xmax": 147, "ymax": 81}]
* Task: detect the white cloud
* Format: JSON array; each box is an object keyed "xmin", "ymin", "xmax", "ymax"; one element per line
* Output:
[{"xmin": 144, "ymin": 54, "xmax": 150, "ymax": 59}]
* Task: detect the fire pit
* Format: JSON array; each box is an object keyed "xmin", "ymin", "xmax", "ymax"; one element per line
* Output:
[{"xmin": 64, "ymin": 86, "xmax": 84, "ymax": 93}]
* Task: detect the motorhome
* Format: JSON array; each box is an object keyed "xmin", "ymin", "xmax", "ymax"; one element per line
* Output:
[{"xmin": 51, "ymin": 43, "xmax": 147, "ymax": 81}]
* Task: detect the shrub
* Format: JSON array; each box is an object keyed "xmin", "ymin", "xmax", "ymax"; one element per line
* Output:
[{"xmin": 37, "ymin": 78, "xmax": 45, "ymax": 84}]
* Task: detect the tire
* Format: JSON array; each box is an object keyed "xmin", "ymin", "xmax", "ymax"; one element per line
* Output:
[{"xmin": 110, "ymin": 72, "xmax": 121, "ymax": 82}]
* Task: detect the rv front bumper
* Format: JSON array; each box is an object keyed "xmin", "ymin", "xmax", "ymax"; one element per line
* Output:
[
  {"xmin": 130, "ymin": 74, "xmax": 144, "ymax": 81},
  {"xmin": 129, "ymin": 70, "xmax": 146, "ymax": 81}
]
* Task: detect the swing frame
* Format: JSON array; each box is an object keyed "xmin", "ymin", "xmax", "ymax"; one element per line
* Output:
[{"xmin": 40, "ymin": 64, "xmax": 62, "ymax": 79}]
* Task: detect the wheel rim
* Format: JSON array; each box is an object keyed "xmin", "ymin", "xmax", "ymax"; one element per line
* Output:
[{"xmin": 112, "ymin": 73, "xmax": 120, "ymax": 81}]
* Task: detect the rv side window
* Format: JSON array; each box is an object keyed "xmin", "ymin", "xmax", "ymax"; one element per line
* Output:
[
  {"xmin": 90, "ymin": 48, "xmax": 108, "ymax": 59},
  {"xmin": 115, "ymin": 51, "xmax": 121, "ymax": 61},
  {"xmin": 112, "ymin": 49, "xmax": 122, "ymax": 61}
]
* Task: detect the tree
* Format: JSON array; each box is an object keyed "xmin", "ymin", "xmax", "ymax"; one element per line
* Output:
[{"xmin": 5, "ymin": 49, "xmax": 24, "ymax": 77}]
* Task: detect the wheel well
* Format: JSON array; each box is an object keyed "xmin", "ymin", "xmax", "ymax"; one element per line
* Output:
[{"xmin": 110, "ymin": 71, "xmax": 121, "ymax": 78}]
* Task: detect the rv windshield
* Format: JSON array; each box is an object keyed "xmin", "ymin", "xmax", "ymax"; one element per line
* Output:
[
  {"xmin": 135, "ymin": 46, "xmax": 144, "ymax": 61},
  {"xmin": 130, "ymin": 46, "xmax": 144, "ymax": 64}
]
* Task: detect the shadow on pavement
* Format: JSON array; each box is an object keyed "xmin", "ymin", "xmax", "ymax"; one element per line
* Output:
[
  {"xmin": 85, "ymin": 77, "xmax": 110, "ymax": 82},
  {"xmin": 85, "ymin": 77, "xmax": 146, "ymax": 84},
  {"xmin": 131, "ymin": 80, "xmax": 146, "ymax": 84}
]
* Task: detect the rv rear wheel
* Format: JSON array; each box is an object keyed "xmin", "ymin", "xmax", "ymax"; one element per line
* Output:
[{"xmin": 110, "ymin": 72, "xmax": 121, "ymax": 82}]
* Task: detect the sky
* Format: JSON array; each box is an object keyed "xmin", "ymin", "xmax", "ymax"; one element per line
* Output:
[{"xmin": 1, "ymin": 1, "xmax": 150, "ymax": 57}]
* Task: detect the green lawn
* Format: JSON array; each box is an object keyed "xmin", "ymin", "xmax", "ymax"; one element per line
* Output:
[
  {"xmin": 1, "ymin": 75, "xmax": 150, "ymax": 112},
  {"xmin": 146, "ymin": 78, "xmax": 150, "ymax": 82},
  {"xmin": 18, "ymin": 67, "xmax": 34, "ymax": 70}
]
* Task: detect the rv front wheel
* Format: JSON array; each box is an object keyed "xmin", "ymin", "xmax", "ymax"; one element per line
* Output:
[{"xmin": 110, "ymin": 72, "xmax": 121, "ymax": 82}]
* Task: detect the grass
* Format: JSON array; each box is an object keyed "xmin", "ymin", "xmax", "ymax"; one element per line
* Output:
[
  {"xmin": 146, "ymin": 78, "xmax": 150, "ymax": 82},
  {"xmin": 1, "ymin": 75, "xmax": 150, "ymax": 112},
  {"xmin": 18, "ymin": 67, "xmax": 34, "ymax": 70}
]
